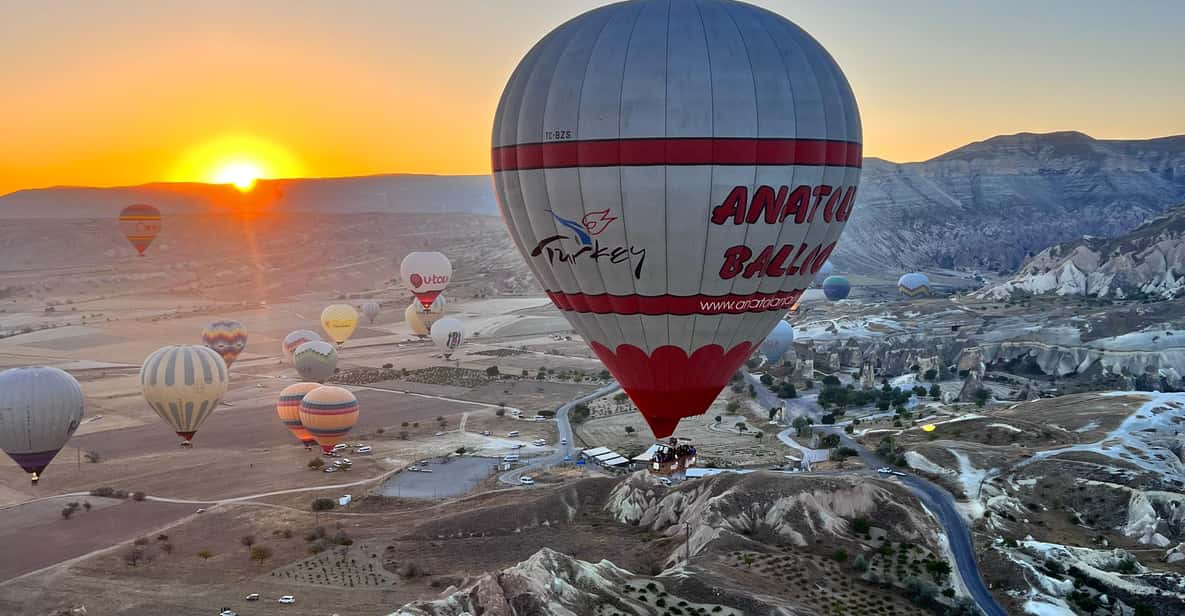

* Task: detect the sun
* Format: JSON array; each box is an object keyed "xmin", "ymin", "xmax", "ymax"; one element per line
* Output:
[
  {"xmin": 170, "ymin": 134, "xmax": 303, "ymax": 191},
  {"xmin": 212, "ymin": 161, "xmax": 264, "ymax": 192}
]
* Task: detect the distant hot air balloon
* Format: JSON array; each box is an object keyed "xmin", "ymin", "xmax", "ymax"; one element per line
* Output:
[
  {"xmin": 320, "ymin": 304, "xmax": 358, "ymax": 346},
  {"xmin": 140, "ymin": 345, "xmax": 228, "ymax": 445},
  {"xmin": 276, "ymin": 382, "xmax": 319, "ymax": 447},
  {"xmin": 429, "ymin": 318, "xmax": 464, "ymax": 359},
  {"xmin": 822, "ymin": 276, "xmax": 851, "ymax": 301},
  {"xmin": 492, "ymin": 0, "xmax": 861, "ymax": 438},
  {"xmin": 293, "ymin": 340, "xmax": 337, "ymax": 383},
  {"xmin": 404, "ymin": 296, "xmax": 446, "ymax": 337},
  {"xmin": 361, "ymin": 301, "xmax": 381, "ymax": 325},
  {"xmin": 282, "ymin": 330, "xmax": 322, "ymax": 364},
  {"xmin": 201, "ymin": 320, "xmax": 247, "ymax": 368},
  {"xmin": 0, "ymin": 367, "xmax": 85, "ymax": 485},
  {"xmin": 922, "ymin": 423, "xmax": 936, "ymax": 433},
  {"xmin": 813, "ymin": 260, "xmax": 835, "ymax": 287},
  {"xmin": 400, "ymin": 252, "xmax": 452, "ymax": 310},
  {"xmin": 759, "ymin": 321, "xmax": 795, "ymax": 361},
  {"xmin": 118, "ymin": 204, "xmax": 162, "ymax": 256},
  {"xmin": 299, "ymin": 385, "xmax": 359, "ymax": 454},
  {"xmin": 898, "ymin": 272, "xmax": 931, "ymax": 298}
]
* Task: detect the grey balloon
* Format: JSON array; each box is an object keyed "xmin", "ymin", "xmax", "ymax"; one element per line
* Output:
[{"xmin": 0, "ymin": 366, "xmax": 85, "ymax": 483}]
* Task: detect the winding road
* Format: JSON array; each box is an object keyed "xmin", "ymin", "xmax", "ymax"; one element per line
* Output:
[{"xmin": 497, "ymin": 382, "xmax": 620, "ymax": 485}]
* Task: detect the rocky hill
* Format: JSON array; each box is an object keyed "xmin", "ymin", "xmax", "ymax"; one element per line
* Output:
[
  {"xmin": 979, "ymin": 203, "xmax": 1185, "ymax": 299},
  {"xmin": 837, "ymin": 132, "xmax": 1185, "ymax": 273}
]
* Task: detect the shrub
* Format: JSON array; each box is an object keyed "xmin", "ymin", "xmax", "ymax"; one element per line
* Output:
[
  {"xmin": 832, "ymin": 549, "xmax": 848, "ymax": 562},
  {"xmin": 851, "ymin": 517, "xmax": 871, "ymax": 534},
  {"xmin": 249, "ymin": 545, "xmax": 273, "ymax": 566},
  {"xmin": 382, "ymin": 363, "xmax": 393, "ymax": 369},
  {"xmin": 399, "ymin": 431, "xmax": 409, "ymax": 440},
  {"xmin": 311, "ymin": 498, "xmax": 336, "ymax": 512},
  {"xmin": 240, "ymin": 535, "xmax": 255, "ymax": 550},
  {"xmin": 495, "ymin": 408, "xmax": 506, "ymax": 417},
  {"xmin": 485, "ymin": 365, "xmax": 500, "ymax": 376},
  {"xmin": 196, "ymin": 549, "xmax": 213, "ymax": 560}
]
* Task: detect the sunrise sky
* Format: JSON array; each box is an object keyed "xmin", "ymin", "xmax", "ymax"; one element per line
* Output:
[{"xmin": 2, "ymin": 0, "xmax": 1183, "ymax": 195}]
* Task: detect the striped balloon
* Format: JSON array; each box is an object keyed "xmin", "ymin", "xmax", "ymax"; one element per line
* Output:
[
  {"xmin": 140, "ymin": 345, "xmax": 228, "ymax": 444},
  {"xmin": 298, "ymin": 386, "xmax": 358, "ymax": 454},
  {"xmin": 282, "ymin": 329, "xmax": 322, "ymax": 364},
  {"xmin": 118, "ymin": 204, "xmax": 162, "ymax": 256},
  {"xmin": 276, "ymin": 382, "xmax": 319, "ymax": 446},
  {"xmin": 201, "ymin": 320, "xmax": 248, "ymax": 368},
  {"xmin": 361, "ymin": 301, "xmax": 381, "ymax": 324},
  {"xmin": 0, "ymin": 366, "xmax": 85, "ymax": 484},
  {"xmin": 293, "ymin": 340, "xmax": 337, "ymax": 383},
  {"xmin": 898, "ymin": 272, "xmax": 931, "ymax": 298}
]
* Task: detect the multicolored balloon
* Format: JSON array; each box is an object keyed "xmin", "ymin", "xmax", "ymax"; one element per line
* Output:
[
  {"xmin": 361, "ymin": 301, "xmax": 381, "ymax": 325},
  {"xmin": 201, "ymin": 320, "xmax": 247, "ymax": 368},
  {"xmin": 276, "ymin": 382, "xmax": 319, "ymax": 447},
  {"xmin": 492, "ymin": 0, "xmax": 862, "ymax": 437},
  {"xmin": 140, "ymin": 345, "xmax": 228, "ymax": 445},
  {"xmin": 293, "ymin": 340, "xmax": 337, "ymax": 383},
  {"xmin": 0, "ymin": 366, "xmax": 85, "ymax": 485},
  {"xmin": 118, "ymin": 204, "xmax": 162, "ymax": 256},
  {"xmin": 822, "ymin": 275, "xmax": 851, "ymax": 301},
  {"xmin": 759, "ymin": 321, "xmax": 795, "ymax": 361},
  {"xmin": 429, "ymin": 318, "xmax": 464, "ymax": 359},
  {"xmin": 282, "ymin": 330, "xmax": 322, "ymax": 364},
  {"xmin": 400, "ymin": 252, "xmax": 452, "ymax": 310},
  {"xmin": 898, "ymin": 272, "xmax": 931, "ymax": 298},
  {"xmin": 298, "ymin": 385, "xmax": 359, "ymax": 454},
  {"xmin": 404, "ymin": 296, "xmax": 446, "ymax": 337},
  {"xmin": 320, "ymin": 304, "xmax": 359, "ymax": 346}
]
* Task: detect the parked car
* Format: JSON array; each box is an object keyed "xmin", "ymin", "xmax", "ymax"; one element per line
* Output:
[
  {"xmin": 245, "ymin": 593, "xmax": 260, "ymax": 601},
  {"xmin": 278, "ymin": 595, "xmax": 296, "ymax": 604},
  {"xmin": 507, "ymin": 431, "xmax": 520, "ymax": 437},
  {"xmin": 891, "ymin": 471, "xmax": 908, "ymax": 477},
  {"xmin": 480, "ymin": 430, "xmax": 492, "ymax": 436},
  {"xmin": 533, "ymin": 415, "xmax": 546, "ymax": 421},
  {"xmin": 560, "ymin": 438, "xmax": 568, "ymax": 445},
  {"xmin": 511, "ymin": 444, "xmax": 524, "ymax": 449},
  {"xmin": 434, "ymin": 431, "xmax": 445, "ymax": 437},
  {"xmin": 877, "ymin": 467, "xmax": 893, "ymax": 474},
  {"xmin": 520, "ymin": 476, "xmax": 535, "ymax": 485},
  {"xmin": 323, "ymin": 466, "xmax": 337, "ymax": 473},
  {"xmin": 220, "ymin": 610, "xmax": 238, "ymax": 616},
  {"xmin": 408, "ymin": 465, "xmax": 420, "ymax": 472},
  {"xmin": 502, "ymin": 455, "xmax": 520, "ymax": 462},
  {"xmin": 659, "ymin": 477, "xmax": 672, "ymax": 487},
  {"xmin": 563, "ymin": 454, "xmax": 571, "ymax": 461},
  {"xmin": 355, "ymin": 445, "xmax": 372, "ymax": 454},
  {"xmin": 332, "ymin": 443, "xmax": 348, "ymax": 451}
]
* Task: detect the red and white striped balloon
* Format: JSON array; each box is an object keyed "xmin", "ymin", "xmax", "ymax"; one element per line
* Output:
[{"xmin": 492, "ymin": 0, "xmax": 861, "ymax": 437}]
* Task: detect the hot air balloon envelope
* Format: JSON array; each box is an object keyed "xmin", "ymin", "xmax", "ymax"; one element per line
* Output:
[
  {"xmin": 320, "ymin": 305, "xmax": 359, "ymax": 345},
  {"xmin": 118, "ymin": 204, "xmax": 162, "ymax": 256},
  {"xmin": 404, "ymin": 296, "xmax": 446, "ymax": 337},
  {"xmin": 277, "ymin": 382, "xmax": 320, "ymax": 445},
  {"xmin": 361, "ymin": 301, "xmax": 381, "ymax": 324},
  {"xmin": 202, "ymin": 320, "xmax": 247, "ymax": 368},
  {"xmin": 293, "ymin": 341, "xmax": 337, "ymax": 383},
  {"xmin": 822, "ymin": 276, "xmax": 851, "ymax": 301},
  {"xmin": 492, "ymin": 0, "xmax": 861, "ymax": 438},
  {"xmin": 299, "ymin": 385, "xmax": 359, "ymax": 454},
  {"xmin": 140, "ymin": 345, "xmax": 228, "ymax": 444},
  {"xmin": 898, "ymin": 273, "xmax": 931, "ymax": 298},
  {"xmin": 0, "ymin": 366, "xmax": 85, "ymax": 483},
  {"xmin": 400, "ymin": 252, "xmax": 452, "ymax": 310},
  {"xmin": 283, "ymin": 330, "xmax": 322, "ymax": 364},
  {"xmin": 759, "ymin": 321, "xmax": 795, "ymax": 361},
  {"xmin": 813, "ymin": 260, "xmax": 834, "ymax": 287},
  {"xmin": 429, "ymin": 318, "xmax": 464, "ymax": 358}
]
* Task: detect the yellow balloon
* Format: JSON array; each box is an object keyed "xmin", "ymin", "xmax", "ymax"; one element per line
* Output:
[
  {"xmin": 320, "ymin": 304, "xmax": 358, "ymax": 345},
  {"xmin": 404, "ymin": 297, "xmax": 446, "ymax": 337},
  {"xmin": 922, "ymin": 424, "xmax": 936, "ymax": 432}
]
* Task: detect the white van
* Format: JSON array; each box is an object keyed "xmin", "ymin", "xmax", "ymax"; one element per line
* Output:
[
  {"xmin": 502, "ymin": 454, "xmax": 520, "ymax": 462},
  {"xmin": 507, "ymin": 431, "xmax": 520, "ymax": 437}
]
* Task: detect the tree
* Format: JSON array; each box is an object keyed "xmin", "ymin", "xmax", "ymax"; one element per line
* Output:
[
  {"xmin": 571, "ymin": 403, "xmax": 591, "ymax": 423},
  {"xmin": 123, "ymin": 547, "xmax": 146, "ymax": 567},
  {"xmin": 613, "ymin": 392, "xmax": 629, "ymax": 403},
  {"xmin": 312, "ymin": 498, "xmax": 336, "ymax": 512},
  {"xmin": 307, "ymin": 458, "xmax": 325, "ymax": 470},
  {"xmin": 725, "ymin": 400, "xmax": 741, "ymax": 414},
  {"xmin": 851, "ymin": 517, "xmax": 871, "ymax": 534},
  {"xmin": 61, "ymin": 506, "xmax": 75, "ymax": 519},
  {"xmin": 975, "ymin": 388, "xmax": 990, "ymax": 407},
  {"xmin": 754, "ymin": 431, "xmax": 763, "ymax": 440},
  {"xmin": 495, "ymin": 407, "xmax": 506, "ymax": 417},
  {"xmin": 399, "ymin": 431, "xmax": 409, "ymax": 440},
  {"xmin": 485, "ymin": 365, "xmax": 500, "ymax": 376},
  {"xmin": 924, "ymin": 368, "xmax": 938, "ymax": 381},
  {"xmin": 820, "ymin": 414, "xmax": 836, "ymax": 425},
  {"xmin": 759, "ymin": 374, "xmax": 774, "ymax": 386},
  {"xmin": 249, "ymin": 545, "xmax": 273, "ymax": 568},
  {"xmin": 767, "ymin": 407, "xmax": 778, "ymax": 421},
  {"xmin": 240, "ymin": 535, "xmax": 255, "ymax": 551},
  {"xmin": 929, "ymin": 383, "xmax": 941, "ymax": 400},
  {"xmin": 196, "ymin": 549, "xmax": 213, "ymax": 561},
  {"xmin": 820, "ymin": 434, "xmax": 841, "ymax": 449},
  {"xmin": 735, "ymin": 421, "xmax": 748, "ymax": 433},
  {"xmin": 714, "ymin": 415, "xmax": 722, "ymax": 424},
  {"xmin": 624, "ymin": 426, "xmax": 636, "ymax": 436},
  {"xmin": 792, "ymin": 416, "xmax": 812, "ymax": 437},
  {"xmin": 160, "ymin": 542, "xmax": 174, "ymax": 554},
  {"xmin": 455, "ymin": 446, "xmax": 467, "ymax": 455}
]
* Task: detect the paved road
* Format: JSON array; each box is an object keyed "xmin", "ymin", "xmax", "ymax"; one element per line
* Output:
[
  {"xmin": 751, "ymin": 375, "xmax": 1004, "ymax": 616},
  {"xmin": 498, "ymin": 382, "xmax": 620, "ymax": 485}
]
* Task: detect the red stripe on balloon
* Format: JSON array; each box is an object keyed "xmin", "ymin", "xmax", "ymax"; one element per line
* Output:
[
  {"xmin": 544, "ymin": 289, "xmax": 802, "ymax": 316},
  {"xmin": 491, "ymin": 138, "xmax": 862, "ymax": 171}
]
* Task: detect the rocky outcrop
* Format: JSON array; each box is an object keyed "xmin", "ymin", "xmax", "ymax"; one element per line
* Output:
[{"xmin": 981, "ymin": 203, "xmax": 1185, "ymax": 299}]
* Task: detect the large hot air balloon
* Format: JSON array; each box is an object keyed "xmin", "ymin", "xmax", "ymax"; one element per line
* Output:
[
  {"xmin": 898, "ymin": 272, "xmax": 931, "ymax": 298},
  {"xmin": 201, "ymin": 320, "xmax": 248, "ymax": 368},
  {"xmin": 0, "ymin": 367, "xmax": 85, "ymax": 485},
  {"xmin": 276, "ymin": 382, "xmax": 319, "ymax": 447},
  {"xmin": 293, "ymin": 340, "xmax": 337, "ymax": 383},
  {"xmin": 118, "ymin": 204, "xmax": 162, "ymax": 256},
  {"xmin": 429, "ymin": 318, "xmax": 464, "ymax": 359},
  {"xmin": 140, "ymin": 345, "xmax": 228, "ymax": 445},
  {"xmin": 404, "ymin": 296, "xmax": 447, "ymax": 337},
  {"xmin": 759, "ymin": 321, "xmax": 795, "ymax": 362},
  {"xmin": 299, "ymin": 385, "xmax": 359, "ymax": 454},
  {"xmin": 813, "ymin": 260, "xmax": 835, "ymax": 287},
  {"xmin": 320, "ymin": 304, "xmax": 359, "ymax": 346},
  {"xmin": 400, "ymin": 252, "xmax": 452, "ymax": 310},
  {"xmin": 492, "ymin": 0, "xmax": 861, "ymax": 437},
  {"xmin": 282, "ymin": 330, "xmax": 322, "ymax": 364},
  {"xmin": 822, "ymin": 275, "xmax": 851, "ymax": 301},
  {"xmin": 361, "ymin": 301, "xmax": 381, "ymax": 325}
]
